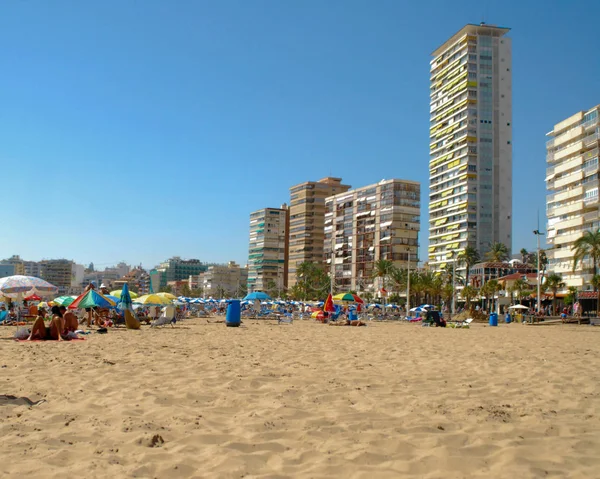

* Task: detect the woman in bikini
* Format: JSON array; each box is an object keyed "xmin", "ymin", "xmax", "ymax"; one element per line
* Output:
[{"xmin": 27, "ymin": 306, "xmax": 65, "ymax": 341}]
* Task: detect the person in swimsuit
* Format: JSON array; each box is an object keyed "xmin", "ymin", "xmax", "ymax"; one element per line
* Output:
[
  {"xmin": 27, "ymin": 306, "xmax": 65, "ymax": 340},
  {"xmin": 60, "ymin": 306, "xmax": 79, "ymax": 332}
]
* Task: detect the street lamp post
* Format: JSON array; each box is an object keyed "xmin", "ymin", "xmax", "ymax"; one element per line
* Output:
[
  {"xmin": 533, "ymin": 229, "xmax": 545, "ymax": 313},
  {"xmin": 406, "ymin": 250, "xmax": 411, "ymax": 317}
]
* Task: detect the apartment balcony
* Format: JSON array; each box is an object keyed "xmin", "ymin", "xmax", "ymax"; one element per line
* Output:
[
  {"xmin": 583, "ymin": 211, "xmax": 599, "ymax": 223},
  {"xmin": 554, "ymin": 230, "xmax": 584, "ymax": 246},
  {"xmin": 553, "ymin": 186, "xmax": 583, "ymax": 203},
  {"xmin": 554, "ymin": 141, "xmax": 583, "ymax": 162},
  {"xmin": 553, "ymin": 200, "xmax": 584, "ymax": 217},
  {"xmin": 554, "ymin": 170, "xmax": 583, "ymax": 189},
  {"xmin": 584, "ymin": 132, "xmax": 599, "ymax": 147},
  {"xmin": 554, "ymin": 155, "xmax": 582, "ymax": 175},
  {"xmin": 552, "ymin": 248, "xmax": 574, "ymax": 260}
]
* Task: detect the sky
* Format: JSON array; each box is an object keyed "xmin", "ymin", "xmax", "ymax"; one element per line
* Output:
[{"xmin": 1, "ymin": 0, "xmax": 599, "ymax": 269}]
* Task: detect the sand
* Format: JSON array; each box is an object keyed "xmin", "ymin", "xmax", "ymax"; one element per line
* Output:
[{"xmin": 1, "ymin": 319, "xmax": 599, "ymax": 478}]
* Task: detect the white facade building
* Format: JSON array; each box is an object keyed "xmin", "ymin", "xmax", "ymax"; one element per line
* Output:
[
  {"xmin": 428, "ymin": 23, "xmax": 512, "ymax": 274},
  {"xmin": 546, "ymin": 104, "xmax": 600, "ymax": 290}
]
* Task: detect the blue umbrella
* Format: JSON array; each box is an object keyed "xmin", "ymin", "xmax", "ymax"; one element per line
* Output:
[{"xmin": 243, "ymin": 291, "xmax": 271, "ymax": 301}]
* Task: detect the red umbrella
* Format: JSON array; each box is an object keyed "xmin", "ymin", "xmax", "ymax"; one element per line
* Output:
[
  {"xmin": 324, "ymin": 293, "xmax": 336, "ymax": 313},
  {"xmin": 24, "ymin": 294, "xmax": 42, "ymax": 301}
]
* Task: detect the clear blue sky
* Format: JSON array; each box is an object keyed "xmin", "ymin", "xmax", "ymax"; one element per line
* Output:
[{"xmin": 1, "ymin": 0, "xmax": 599, "ymax": 269}]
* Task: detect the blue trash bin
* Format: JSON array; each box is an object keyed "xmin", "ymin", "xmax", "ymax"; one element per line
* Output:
[
  {"xmin": 226, "ymin": 300, "xmax": 241, "ymax": 327},
  {"xmin": 505, "ymin": 313, "xmax": 512, "ymax": 324},
  {"xmin": 348, "ymin": 309, "xmax": 357, "ymax": 321},
  {"xmin": 489, "ymin": 313, "xmax": 498, "ymax": 327}
]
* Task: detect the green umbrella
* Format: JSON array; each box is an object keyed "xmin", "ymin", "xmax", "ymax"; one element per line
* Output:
[
  {"xmin": 68, "ymin": 290, "xmax": 116, "ymax": 309},
  {"xmin": 53, "ymin": 295, "xmax": 76, "ymax": 307}
]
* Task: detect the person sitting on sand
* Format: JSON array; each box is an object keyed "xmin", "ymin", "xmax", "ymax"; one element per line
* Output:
[
  {"xmin": 60, "ymin": 306, "xmax": 79, "ymax": 332},
  {"xmin": 329, "ymin": 317, "xmax": 366, "ymax": 326},
  {"xmin": 27, "ymin": 306, "xmax": 65, "ymax": 341}
]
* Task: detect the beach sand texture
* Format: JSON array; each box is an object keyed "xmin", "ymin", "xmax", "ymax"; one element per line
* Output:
[{"xmin": 1, "ymin": 320, "xmax": 599, "ymax": 478}]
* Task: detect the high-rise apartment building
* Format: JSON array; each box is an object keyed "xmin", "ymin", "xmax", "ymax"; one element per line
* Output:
[
  {"xmin": 288, "ymin": 177, "xmax": 351, "ymax": 287},
  {"xmin": 324, "ymin": 179, "xmax": 420, "ymax": 293},
  {"xmin": 40, "ymin": 259, "xmax": 74, "ymax": 295},
  {"xmin": 247, "ymin": 205, "xmax": 289, "ymax": 294},
  {"xmin": 1, "ymin": 256, "xmax": 25, "ymax": 275},
  {"xmin": 546, "ymin": 105, "xmax": 600, "ymax": 290},
  {"xmin": 157, "ymin": 257, "xmax": 207, "ymax": 289},
  {"xmin": 428, "ymin": 24, "xmax": 512, "ymax": 275}
]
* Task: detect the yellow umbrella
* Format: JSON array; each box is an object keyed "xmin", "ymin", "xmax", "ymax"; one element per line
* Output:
[
  {"xmin": 156, "ymin": 292, "xmax": 176, "ymax": 300},
  {"xmin": 134, "ymin": 294, "xmax": 172, "ymax": 305},
  {"xmin": 111, "ymin": 289, "xmax": 138, "ymax": 299}
]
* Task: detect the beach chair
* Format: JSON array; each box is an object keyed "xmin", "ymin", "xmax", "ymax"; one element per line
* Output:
[
  {"xmin": 450, "ymin": 318, "xmax": 473, "ymax": 328},
  {"xmin": 0, "ymin": 310, "xmax": 9, "ymax": 325},
  {"xmin": 151, "ymin": 305, "xmax": 176, "ymax": 328},
  {"xmin": 278, "ymin": 313, "xmax": 293, "ymax": 325}
]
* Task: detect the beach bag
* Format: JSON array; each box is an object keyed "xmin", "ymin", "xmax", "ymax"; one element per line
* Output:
[{"xmin": 14, "ymin": 327, "xmax": 30, "ymax": 340}]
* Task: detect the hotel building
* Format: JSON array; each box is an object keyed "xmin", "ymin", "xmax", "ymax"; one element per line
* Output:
[
  {"xmin": 287, "ymin": 177, "xmax": 351, "ymax": 288},
  {"xmin": 247, "ymin": 206, "xmax": 289, "ymax": 294},
  {"xmin": 200, "ymin": 261, "xmax": 249, "ymax": 298},
  {"xmin": 428, "ymin": 24, "xmax": 512, "ymax": 274},
  {"xmin": 546, "ymin": 104, "xmax": 600, "ymax": 290},
  {"xmin": 324, "ymin": 179, "xmax": 420, "ymax": 293}
]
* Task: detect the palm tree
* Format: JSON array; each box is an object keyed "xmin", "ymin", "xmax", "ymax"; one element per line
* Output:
[
  {"xmin": 460, "ymin": 285, "xmax": 477, "ymax": 311},
  {"xmin": 482, "ymin": 279, "xmax": 500, "ymax": 312},
  {"xmin": 511, "ymin": 278, "xmax": 529, "ymax": 305},
  {"xmin": 544, "ymin": 273, "xmax": 564, "ymax": 316},
  {"xmin": 565, "ymin": 286, "xmax": 578, "ymax": 307},
  {"xmin": 480, "ymin": 281, "xmax": 493, "ymax": 312},
  {"xmin": 520, "ymin": 248, "xmax": 529, "ymax": 263},
  {"xmin": 372, "ymin": 259, "xmax": 395, "ymax": 297},
  {"xmin": 458, "ymin": 246, "xmax": 480, "ymax": 286},
  {"xmin": 485, "ymin": 242, "xmax": 509, "ymax": 262},
  {"xmin": 442, "ymin": 283, "xmax": 454, "ymax": 310},
  {"xmin": 572, "ymin": 229, "xmax": 600, "ymax": 279}
]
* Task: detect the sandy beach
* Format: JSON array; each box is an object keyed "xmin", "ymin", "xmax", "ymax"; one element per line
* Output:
[{"xmin": 1, "ymin": 319, "xmax": 599, "ymax": 478}]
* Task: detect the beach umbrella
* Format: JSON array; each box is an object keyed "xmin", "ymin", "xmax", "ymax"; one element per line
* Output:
[
  {"xmin": 0, "ymin": 275, "xmax": 58, "ymax": 298},
  {"xmin": 508, "ymin": 304, "xmax": 529, "ymax": 310},
  {"xmin": 323, "ymin": 294, "xmax": 336, "ymax": 313},
  {"xmin": 24, "ymin": 294, "xmax": 43, "ymax": 301},
  {"xmin": 119, "ymin": 283, "xmax": 140, "ymax": 329},
  {"xmin": 69, "ymin": 290, "xmax": 116, "ymax": 309},
  {"xmin": 53, "ymin": 295, "xmax": 77, "ymax": 307},
  {"xmin": 333, "ymin": 292, "xmax": 364, "ymax": 304},
  {"xmin": 243, "ymin": 291, "xmax": 271, "ymax": 301},
  {"xmin": 134, "ymin": 294, "xmax": 172, "ymax": 305},
  {"xmin": 111, "ymin": 289, "xmax": 138, "ymax": 299},
  {"xmin": 410, "ymin": 306, "xmax": 424, "ymax": 312},
  {"xmin": 156, "ymin": 292, "xmax": 177, "ymax": 300},
  {"xmin": 37, "ymin": 301, "xmax": 49, "ymax": 309}
]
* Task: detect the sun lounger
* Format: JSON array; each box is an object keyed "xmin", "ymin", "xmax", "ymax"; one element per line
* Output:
[
  {"xmin": 0, "ymin": 311, "xmax": 9, "ymax": 325},
  {"xmin": 450, "ymin": 318, "xmax": 473, "ymax": 328},
  {"xmin": 278, "ymin": 313, "xmax": 293, "ymax": 325}
]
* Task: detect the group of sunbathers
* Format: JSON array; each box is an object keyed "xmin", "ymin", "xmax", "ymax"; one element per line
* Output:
[{"xmin": 27, "ymin": 305, "xmax": 80, "ymax": 341}]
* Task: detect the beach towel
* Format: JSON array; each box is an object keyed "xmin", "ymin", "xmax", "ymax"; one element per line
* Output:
[{"xmin": 14, "ymin": 338, "xmax": 85, "ymax": 342}]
